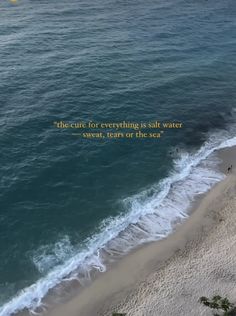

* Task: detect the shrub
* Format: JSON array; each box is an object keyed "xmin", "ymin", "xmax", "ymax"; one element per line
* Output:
[{"xmin": 199, "ymin": 295, "xmax": 236, "ymax": 316}]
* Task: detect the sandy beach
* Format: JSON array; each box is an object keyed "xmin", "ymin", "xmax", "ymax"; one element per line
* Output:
[{"xmin": 45, "ymin": 146, "xmax": 236, "ymax": 316}]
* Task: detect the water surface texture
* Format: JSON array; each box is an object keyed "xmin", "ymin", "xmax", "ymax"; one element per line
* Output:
[{"xmin": 0, "ymin": 0, "xmax": 236, "ymax": 314}]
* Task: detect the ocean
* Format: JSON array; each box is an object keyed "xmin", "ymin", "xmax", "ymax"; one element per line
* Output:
[{"xmin": 0, "ymin": 0, "xmax": 236, "ymax": 314}]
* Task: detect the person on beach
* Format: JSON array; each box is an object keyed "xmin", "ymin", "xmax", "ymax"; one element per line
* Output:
[{"xmin": 227, "ymin": 165, "xmax": 233, "ymax": 173}]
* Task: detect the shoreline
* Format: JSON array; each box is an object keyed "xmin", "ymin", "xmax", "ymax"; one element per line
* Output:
[{"xmin": 44, "ymin": 146, "xmax": 236, "ymax": 316}]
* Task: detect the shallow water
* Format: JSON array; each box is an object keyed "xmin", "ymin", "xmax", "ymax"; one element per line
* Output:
[{"xmin": 0, "ymin": 0, "xmax": 236, "ymax": 314}]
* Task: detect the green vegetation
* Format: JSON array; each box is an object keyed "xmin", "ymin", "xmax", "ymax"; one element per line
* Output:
[
  {"xmin": 112, "ymin": 313, "xmax": 127, "ymax": 316},
  {"xmin": 199, "ymin": 296, "xmax": 236, "ymax": 316}
]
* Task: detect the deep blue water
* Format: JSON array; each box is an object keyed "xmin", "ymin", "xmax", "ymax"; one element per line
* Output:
[{"xmin": 0, "ymin": 0, "xmax": 236, "ymax": 314}]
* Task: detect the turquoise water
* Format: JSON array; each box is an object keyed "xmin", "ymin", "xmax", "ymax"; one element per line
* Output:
[{"xmin": 0, "ymin": 0, "xmax": 236, "ymax": 314}]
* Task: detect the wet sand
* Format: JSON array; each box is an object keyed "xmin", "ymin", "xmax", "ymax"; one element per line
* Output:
[{"xmin": 46, "ymin": 146, "xmax": 236, "ymax": 316}]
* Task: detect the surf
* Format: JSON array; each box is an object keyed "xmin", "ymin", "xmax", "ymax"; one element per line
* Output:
[{"xmin": 1, "ymin": 129, "xmax": 236, "ymax": 316}]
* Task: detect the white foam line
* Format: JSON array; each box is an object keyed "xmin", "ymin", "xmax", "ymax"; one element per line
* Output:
[{"xmin": 1, "ymin": 133, "xmax": 236, "ymax": 316}]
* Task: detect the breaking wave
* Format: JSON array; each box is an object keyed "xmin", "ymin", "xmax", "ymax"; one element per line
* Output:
[{"xmin": 1, "ymin": 129, "xmax": 236, "ymax": 316}]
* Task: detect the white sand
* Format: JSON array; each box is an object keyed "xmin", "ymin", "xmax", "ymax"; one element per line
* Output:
[
  {"xmin": 46, "ymin": 147, "xmax": 236, "ymax": 316},
  {"xmin": 103, "ymin": 181, "xmax": 236, "ymax": 316}
]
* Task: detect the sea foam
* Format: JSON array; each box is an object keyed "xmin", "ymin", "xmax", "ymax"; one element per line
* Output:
[{"xmin": 1, "ymin": 131, "xmax": 236, "ymax": 316}]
